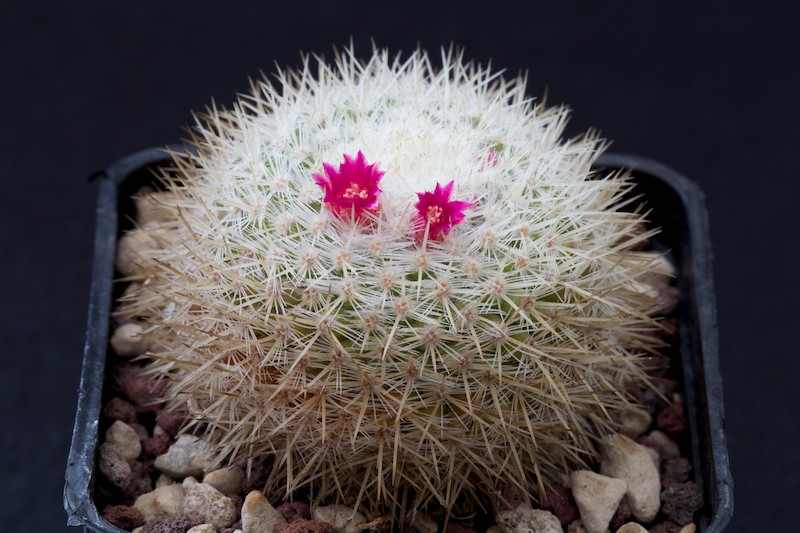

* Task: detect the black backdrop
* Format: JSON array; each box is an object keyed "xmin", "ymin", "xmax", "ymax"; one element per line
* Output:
[{"xmin": 2, "ymin": 2, "xmax": 797, "ymax": 531}]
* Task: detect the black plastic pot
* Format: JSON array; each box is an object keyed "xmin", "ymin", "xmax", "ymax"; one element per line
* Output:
[{"xmin": 64, "ymin": 148, "xmax": 733, "ymax": 532}]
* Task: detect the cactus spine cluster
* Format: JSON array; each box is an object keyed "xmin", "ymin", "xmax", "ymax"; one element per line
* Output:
[{"xmin": 116, "ymin": 47, "xmax": 668, "ymax": 522}]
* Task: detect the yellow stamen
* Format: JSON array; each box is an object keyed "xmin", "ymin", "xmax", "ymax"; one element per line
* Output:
[
  {"xmin": 343, "ymin": 183, "xmax": 369, "ymax": 200},
  {"xmin": 426, "ymin": 205, "xmax": 443, "ymax": 224}
]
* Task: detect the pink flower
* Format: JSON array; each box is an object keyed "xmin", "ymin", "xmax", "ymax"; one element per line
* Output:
[
  {"xmin": 414, "ymin": 180, "xmax": 473, "ymax": 241},
  {"xmin": 313, "ymin": 151, "xmax": 384, "ymax": 219},
  {"xmin": 481, "ymin": 148, "xmax": 499, "ymax": 168}
]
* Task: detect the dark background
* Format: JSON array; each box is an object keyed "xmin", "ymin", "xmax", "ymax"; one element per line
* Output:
[{"xmin": 2, "ymin": 1, "xmax": 797, "ymax": 531}]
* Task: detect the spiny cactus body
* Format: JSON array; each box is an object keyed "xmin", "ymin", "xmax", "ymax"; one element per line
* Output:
[{"xmin": 117, "ymin": 47, "xmax": 668, "ymax": 521}]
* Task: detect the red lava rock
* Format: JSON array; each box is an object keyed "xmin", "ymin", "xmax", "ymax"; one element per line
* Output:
[
  {"xmin": 129, "ymin": 422, "xmax": 149, "ymax": 441},
  {"xmin": 661, "ymin": 457, "xmax": 692, "ymax": 487},
  {"xmin": 657, "ymin": 403, "xmax": 688, "ymax": 435},
  {"xmin": 658, "ymin": 316, "xmax": 678, "ymax": 340},
  {"xmin": 277, "ymin": 518, "xmax": 336, "ymax": 533},
  {"xmin": 652, "ymin": 377, "xmax": 680, "ymax": 395},
  {"xmin": 608, "ymin": 497, "xmax": 632, "ymax": 531},
  {"xmin": 445, "ymin": 523, "xmax": 478, "ymax": 533},
  {"xmin": 632, "ymin": 377, "xmax": 680, "ymax": 412},
  {"xmin": 661, "ymin": 481, "xmax": 704, "ymax": 525},
  {"xmin": 140, "ymin": 516, "xmax": 192, "ymax": 533},
  {"xmin": 143, "ymin": 433, "xmax": 173, "ymax": 457},
  {"xmin": 643, "ymin": 316, "xmax": 678, "ymax": 345},
  {"xmin": 277, "ymin": 501, "xmax": 311, "ymax": 522},
  {"xmin": 142, "ymin": 456, "xmax": 159, "ymax": 477},
  {"xmin": 498, "ymin": 482, "xmax": 527, "ymax": 510},
  {"xmin": 219, "ymin": 523, "xmax": 242, "ymax": 533},
  {"xmin": 636, "ymin": 434, "xmax": 659, "ymax": 452},
  {"xmin": 157, "ymin": 407, "xmax": 188, "ymax": 437},
  {"xmin": 540, "ymin": 482, "xmax": 578, "ymax": 525},
  {"xmin": 103, "ymin": 397, "xmax": 139, "ymax": 424},
  {"xmin": 111, "ymin": 361, "xmax": 141, "ymax": 381},
  {"xmin": 102, "ymin": 504, "xmax": 145, "ymax": 529},
  {"xmin": 242, "ymin": 460, "xmax": 273, "ymax": 493},
  {"xmin": 121, "ymin": 460, "xmax": 154, "ymax": 501},
  {"xmin": 658, "ymin": 285, "xmax": 681, "ymax": 314},
  {"xmin": 228, "ymin": 493, "xmax": 244, "ymax": 517},
  {"xmin": 648, "ymin": 520, "xmax": 682, "ymax": 533},
  {"xmin": 119, "ymin": 374, "xmax": 168, "ymax": 413}
]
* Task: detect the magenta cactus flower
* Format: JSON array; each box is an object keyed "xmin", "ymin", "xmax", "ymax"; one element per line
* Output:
[
  {"xmin": 414, "ymin": 180, "xmax": 473, "ymax": 240},
  {"xmin": 313, "ymin": 150, "xmax": 384, "ymax": 219}
]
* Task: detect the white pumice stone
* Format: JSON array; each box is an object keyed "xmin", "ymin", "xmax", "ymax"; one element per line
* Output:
[
  {"xmin": 133, "ymin": 484, "xmax": 186, "ymax": 522},
  {"xmin": 495, "ymin": 504, "xmax": 562, "ymax": 533},
  {"xmin": 97, "ymin": 442, "xmax": 132, "ymax": 489},
  {"xmin": 110, "ymin": 322, "xmax": 149, "ymax": 357},
  {"xmin": 203, "ymin": 465, "xmax": 245, "ymax": 495},
  {"xmin": 313, "ymin": 504, "xmax": 368, "ymax": 533},
  {"xmin": 241, "ymin": 490, "xmax": 286, "ymax": 533},
  {"xmin": 570, "ymin": 470, "xmax": 627, "ymax": 533},
  {"xmin": 105, "ymin": 420, "xmax": 142, "ymax": 460},
  {"xmin": 616, "ymin": 523, "xmax": 648, "ymax": 533},
  {"xmin": 183, "ymin": 481, "xmax": 238, "ymax": 529},
  {"xmin": 599, "ymin": 434, "xmax": 661, "ymax": 523},
  {"xmin": 154, "ymin": 435, "xmax": 213, "ymax": 479}
]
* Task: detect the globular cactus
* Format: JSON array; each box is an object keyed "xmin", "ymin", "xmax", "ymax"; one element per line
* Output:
[{"xmin": 117, "ymin": 47, "xmax": 671, "ymax": 522}]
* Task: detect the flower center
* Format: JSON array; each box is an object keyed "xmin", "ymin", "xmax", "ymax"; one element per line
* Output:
[
  {"xmin": 426, "ymin": 205, "xmax": 444, "ymax": 224},
  {"xmin": 343, "ymin": 183, "xmax": 369, "ymax": 200}
]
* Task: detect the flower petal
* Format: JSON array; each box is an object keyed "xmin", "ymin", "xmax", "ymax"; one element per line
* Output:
[
  {"xmin": 414, "ymin": 180, "xmax": 473, "ymax": 241},
  {"xmin": 315, "ymin": 151, "xmax": 384, "ymax": 220}
]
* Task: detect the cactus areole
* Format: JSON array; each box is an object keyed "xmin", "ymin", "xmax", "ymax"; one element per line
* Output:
[{"xmin": 118, "ymin": 47, "xmax": 672, "ymax": 521}]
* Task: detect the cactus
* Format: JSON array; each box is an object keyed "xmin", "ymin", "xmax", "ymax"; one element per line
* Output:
[{"xmin": 116, "ymin": 46, "xmax": 670, "ymax": 522}]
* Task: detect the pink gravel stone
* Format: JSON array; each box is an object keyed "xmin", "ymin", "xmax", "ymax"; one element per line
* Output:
[
  {"xmin": 119, "ymin": 374, "xmax": 167, "ymax": 413},
  {"xmin": 276, "ymin": 501, "xmax": 311, "ymax": 522},
  {"xmin": 661, "ymin": 482, "xmax": 703, "ymax": 525},
  {"xmin": 102, "ymin": 504, "xmax": 145, "ymax": 530},
  {"xmin": 498, "ymin": 482, "xmax": 527, "ymax": 510},
  {"xmin": 657, "ymin": 404, "xmax": 688, "ymax": 435},
  {"xmin": 540, "ymin": 482, "xmax": 578, "ymax": 525}
]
